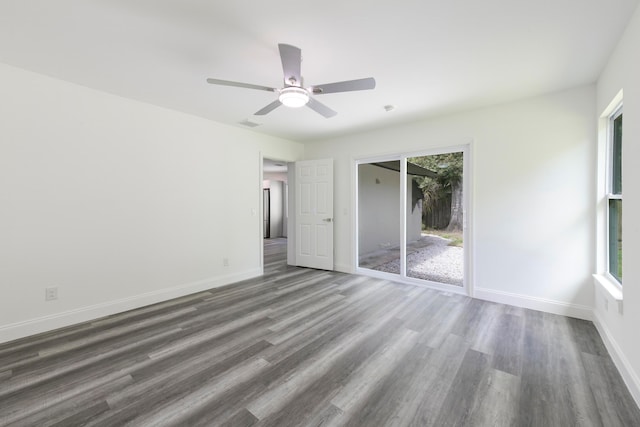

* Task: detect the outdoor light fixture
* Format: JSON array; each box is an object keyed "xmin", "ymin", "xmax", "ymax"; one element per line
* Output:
[{"xmin": 279, "ymin": 87, "xmax": 309, "ymax": 108}]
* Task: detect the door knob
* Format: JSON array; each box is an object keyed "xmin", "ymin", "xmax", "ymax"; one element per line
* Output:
[{"xmin": 323, "ymin": 218, "xmax": 333, "ymax": 222}]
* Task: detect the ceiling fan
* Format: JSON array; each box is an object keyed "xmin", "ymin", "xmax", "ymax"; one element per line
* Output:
[{"xmin": 206, "ymin": 43, "xmax": 376, "ymax": 118}]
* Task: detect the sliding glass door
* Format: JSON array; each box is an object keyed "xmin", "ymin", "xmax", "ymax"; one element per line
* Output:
[{"xmin": 356, "ymin": 148, "xmax": 467, "ymax": 290}]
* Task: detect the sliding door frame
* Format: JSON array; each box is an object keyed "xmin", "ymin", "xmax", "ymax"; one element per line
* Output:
[{"xmin": 354, "ymin": 144, "xmax": 473, "ymax": 296}]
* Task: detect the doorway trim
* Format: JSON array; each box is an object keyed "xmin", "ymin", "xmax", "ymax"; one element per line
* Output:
[{"xmin": 353, "ymin": 143, "xmax": 473, "ymax": 296}]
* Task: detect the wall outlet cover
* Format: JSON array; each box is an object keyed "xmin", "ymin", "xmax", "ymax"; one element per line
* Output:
[{"xmin": 45, "ymin": 287, "xmax": 58, "ymax": 301}]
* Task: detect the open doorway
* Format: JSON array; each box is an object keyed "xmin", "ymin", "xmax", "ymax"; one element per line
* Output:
[
  {"xmin": 263, "ymin": 158, "xmax": 289, "ymax": 270},
  {"xmin": 356, "ymin": 147, "xmax": 469, "ymax": 292}
]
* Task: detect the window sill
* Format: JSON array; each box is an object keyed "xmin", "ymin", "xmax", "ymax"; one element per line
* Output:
[{"xmin": 593, "ymin": 274, "xmax": 623, "ymax": 314}]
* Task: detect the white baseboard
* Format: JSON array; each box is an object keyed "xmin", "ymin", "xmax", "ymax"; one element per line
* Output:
[
  {"xmin": 474, "ymin": 287, "xmax": 593, "ymax": 320},
  {"xmin": 0, "ymin": 268, "xmax": 262, "ymax": 345},
  {"xmin": 592, "ymin": 310, "xmax": 640, "ymax": 408}
]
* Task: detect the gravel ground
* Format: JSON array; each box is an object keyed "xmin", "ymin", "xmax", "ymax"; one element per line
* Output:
[{"xmin": 375, "ymin": 234, "xmax": 463, "ymax": 286}]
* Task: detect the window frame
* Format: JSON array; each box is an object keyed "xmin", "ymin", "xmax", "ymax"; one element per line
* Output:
[{"xmin": 605, "ymin": 105, "xmax": 623, "ymax": 286}]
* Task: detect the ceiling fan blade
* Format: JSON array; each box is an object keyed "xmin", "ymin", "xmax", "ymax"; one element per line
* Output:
[
  {"xmin": 206, "ymin": 78, "xmax": 276, "ymax": 92},
  {"xmin": 311, "ymin": 77, "xmax": 376, "ymax": 95},
  {"xmin": 278, "ymin": 44, "xmax": 302, "ymax": 86},
  {"xmin": 306, "ymin": 97, "xmax": 337, "ymax": 118},
  {"xmin": 254, "ymin": 100, "xmax": 283, "ymax": 116}
]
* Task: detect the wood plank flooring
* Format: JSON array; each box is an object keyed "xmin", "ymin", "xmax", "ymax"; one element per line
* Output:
[{"xmin": 1, "ymin": 237, "xmax": 639, "ymax": 426}]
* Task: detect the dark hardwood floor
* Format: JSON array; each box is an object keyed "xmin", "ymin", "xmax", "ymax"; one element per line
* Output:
[{"xmin": 1, "ymin": 238, "xmax": 639, "ymax": 426}]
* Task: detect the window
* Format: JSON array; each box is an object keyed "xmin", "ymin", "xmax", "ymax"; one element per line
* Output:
[{"xmin": 607, "ymin": 107, "xmax": 623, "ymax": 284}]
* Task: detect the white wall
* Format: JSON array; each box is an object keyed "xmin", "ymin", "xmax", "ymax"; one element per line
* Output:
[
  {"xmin": 305, "ymin": 85, "xmax": 596, "ymax": 319},
  {"xmin": 263, "ymin": 171, "xmax": 288, "ymax": 182},
  {"xmin": 357, "ymin": 164, "xmax": 421, "ymax": 256},
  {"xmin": 594, "ymin": 4, "xmax": 640, "ymax": 405},
  {"xmin": 266, "ymin": 180, "xmax": 286, "ymax": 238},
  {"xmin": 357, "ymin": 164, "xmax": 401, "ymax": 255},
  {"xmin": 0, "ymin": 62, "xmax": 303, "ymax": 343}
]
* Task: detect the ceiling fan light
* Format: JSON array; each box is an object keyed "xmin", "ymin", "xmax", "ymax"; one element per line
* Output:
[{"xmin": 279, "ymin": 87, "xmax": 309, "ymax": 108}]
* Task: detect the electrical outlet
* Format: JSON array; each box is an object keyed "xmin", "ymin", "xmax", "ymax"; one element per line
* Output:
[
  {"xmin": 223, "ymin": 258, "xmax": 229, "ymax": 267},
  {"xmin": 45, "ymin": 287, "xmax": 58, "ymax": 301}
]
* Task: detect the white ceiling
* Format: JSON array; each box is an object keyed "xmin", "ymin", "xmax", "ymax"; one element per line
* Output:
[
  {"xmin": 0, "ymin": 0, "xmax": 637, "ymax": 142},
  {"xmin": 263, "ymin": 158, "xmax": 288, "ymax": 174}
]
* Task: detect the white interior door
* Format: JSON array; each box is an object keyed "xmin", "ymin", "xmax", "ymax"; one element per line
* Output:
[{"xmin": 295, "ymin": 158, "xmax": 334, "ymax": 270}]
